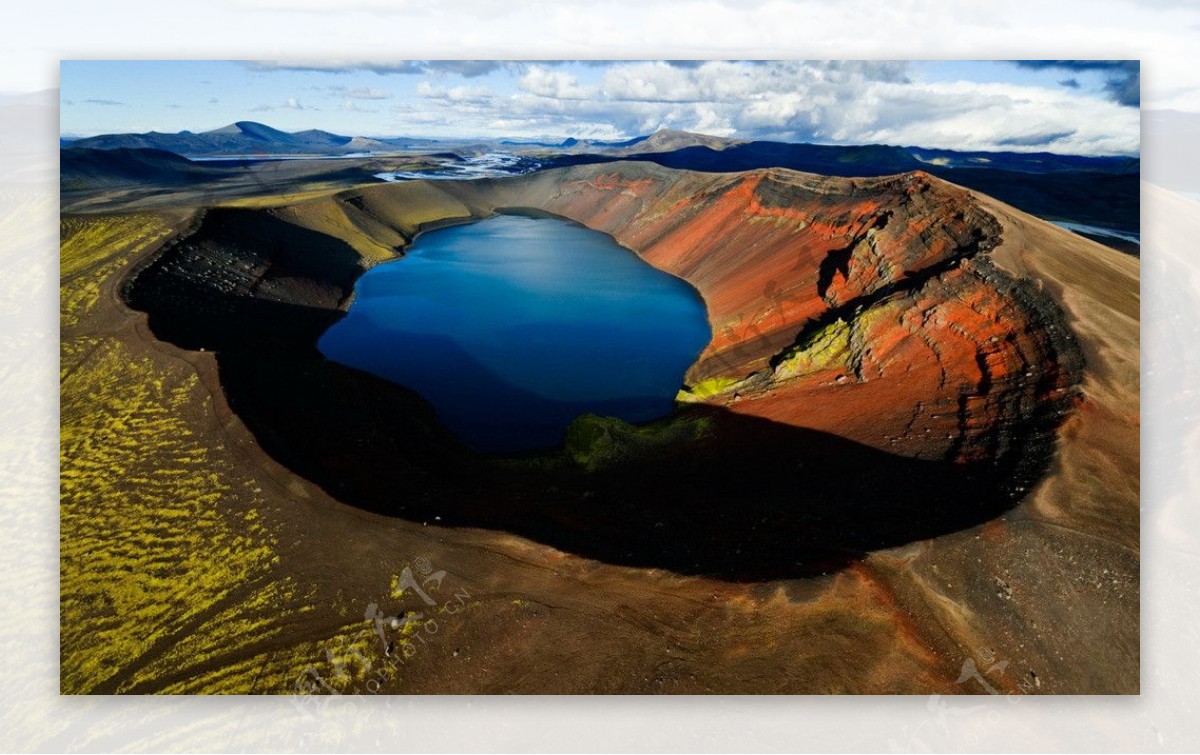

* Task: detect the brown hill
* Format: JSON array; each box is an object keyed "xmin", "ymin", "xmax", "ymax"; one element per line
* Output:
[{"xmin": 616, "ymin": 128, "xmax": 742, "ymax": 154}]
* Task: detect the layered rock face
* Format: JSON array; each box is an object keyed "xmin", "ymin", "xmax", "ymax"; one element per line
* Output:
[
  {"xmin": 430, "ymin": 164, "xmax": 1082, "ymax": 466},
  {"xmin": 484, "ymin": 168, "xmax": 999, "ymax": 379},
  {"xmin": 126, "ymin": 161, "xmax": 1082, "ymax": 495}
]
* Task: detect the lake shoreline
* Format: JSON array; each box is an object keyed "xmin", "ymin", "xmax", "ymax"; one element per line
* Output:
[{"xmin": 318, "ymin": 213, "xmax": 713, "ymax": 453}]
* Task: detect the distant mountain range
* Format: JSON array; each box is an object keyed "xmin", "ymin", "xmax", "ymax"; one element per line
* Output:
[
  {"xmin": 64, "ymin": 120, "xmax": 439, "ymax": 156},
  {"xmin": 60, "ymin": 121, "xmax": 1140, "ymax": 236},
  {"xmin": 545, "ymin": 138, "xmax": 1139, "ymax": 176},
  {"xmin": 63, "ymin": 121, "xmax": 1137, "ymax": 175},
  {"xmin": 62, "ymin": 121, "xmax": 741, "ymax": 159}
]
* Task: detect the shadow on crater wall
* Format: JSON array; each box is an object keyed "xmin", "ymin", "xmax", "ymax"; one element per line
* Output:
[{"xmin": 123, "ymin": 211, "xmax": 1059, "ymax": 581}]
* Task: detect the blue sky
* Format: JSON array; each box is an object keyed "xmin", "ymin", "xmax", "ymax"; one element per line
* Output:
[{"xmin": 60, "ymin": 60, "xmax": 1140, "ymax": 155}]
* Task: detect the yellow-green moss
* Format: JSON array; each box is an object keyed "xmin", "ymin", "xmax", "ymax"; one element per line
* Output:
[
  {"xmin": 58, "ymin": 210, "xmax": 422, "ymax": 695},
  {"xmin": 60, "ymin": 214, "xmax": 174, "ymax": 327},
  {"xmin": 59, "ymin": 338, "xmax": 287, "ymax": 693},
  {"xmin": 774, "ymin": 318, "xmax": 852, "ymax": 379},
  {"xmin": 676, "ymin": 376, "xmax": 741, "ymax": 402}
]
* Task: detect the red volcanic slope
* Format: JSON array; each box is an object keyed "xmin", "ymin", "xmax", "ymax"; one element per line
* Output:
[{"xmin": 366, "ymin": 163, "xmax": 1083, "ymax": 464}]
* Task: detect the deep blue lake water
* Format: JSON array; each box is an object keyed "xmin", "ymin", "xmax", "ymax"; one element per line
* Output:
[{"xmin": 317, "ymin": 213, "xmax": 712, "ymax": 453}]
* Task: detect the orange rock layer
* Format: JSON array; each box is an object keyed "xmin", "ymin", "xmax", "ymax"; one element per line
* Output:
[
  {"xmin": 409, "ymin": 163, "xmax": 1083, "ymax": 465},
  {"xmin": 137, "ymin": 161, "xmax": 1083, "ymax": 471}
]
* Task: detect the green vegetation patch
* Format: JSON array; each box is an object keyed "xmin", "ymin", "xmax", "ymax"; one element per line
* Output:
[{"xmin": 564, "ymin": 412, "xmax": 712, "ymax": 472}]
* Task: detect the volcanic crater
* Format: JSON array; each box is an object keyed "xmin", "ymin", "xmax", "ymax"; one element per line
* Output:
[{"xmin": 122, "ymin": 162, "xmax": 1084, "ymax": 580}]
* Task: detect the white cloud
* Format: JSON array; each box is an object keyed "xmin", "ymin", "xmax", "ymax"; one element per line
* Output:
[
  {"xmin": 63, "ymin": 58, "xmax": 1141, "ymax": 154},
  {"xmin": 689, "ymin": 103, "xmax": 735, "ymax": 137},
  {"xmin": 417, "ymin": 81, "xmax": 494, "ymax": 104},
  {"xmin": 518, "ymin": 66, "xmax": 594, "ymax": 100},
  {"xmin": 399, "ymin": 60, "xmax": 1139, "ymax": 155},
  {"xmin": 851, "ymin": 80, "xmax": 1141, "ymax": 155},
  {"xmin": 602, "ymin": 62, "xmax": 692, "ymax": 101}
]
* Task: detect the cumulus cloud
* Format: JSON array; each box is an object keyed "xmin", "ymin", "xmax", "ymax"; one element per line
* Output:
[
  {"xmin": 1106, "ymin": 72, "xmax": 1141, "ymax": 108},
  {"xmin": 417, "ymin": 81, "xmax": 494, "ymax": 104},
  {"xmin": 595, "ymin": 60, "xmax": 908, "ymax": 105},
  {"xmin": 845, "ymin": 79, "xmax": 1138, "ymax": 155},
  {"xmin": 420, "ymin": 61, "xmax": 1138, "ymax": 155},
  {"xmin": 518, "ymin": 65, "xmax": 594, "ymax": 100},
  {"xmin": 237, "ymin": 60, "xmax": 1137, "ymax": 155}
]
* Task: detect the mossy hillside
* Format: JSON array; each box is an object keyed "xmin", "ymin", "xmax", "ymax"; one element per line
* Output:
[
  {"xmin": 60, "ymin": 213, "xmax": 176, "ymax": 327},
  {"xmin": 347, "ymin": 180, "xmax": 480, "ymax": 240},
  {"xmin": 60, "ymin": 212, "xmax": 343, "ymax": 694},
  {"xmin": 215, "ymin": 185, "xmax": 357, "ymax": 211},
  {"xmin": 264, "ymin": 197, "xmax": 402, "ymax": 266},
  {"xmin": 59, "ymin": 337, "xmax": 283, "ymax": 693},
  {"xmin": 188, "ymin": 182, "xmax": 488, "ymax": 292}
]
